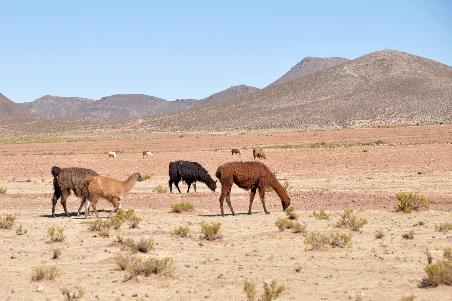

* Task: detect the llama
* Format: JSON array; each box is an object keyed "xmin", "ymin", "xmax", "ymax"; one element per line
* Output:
[
  {"xmin": 253, "ymin": 148, "xmax": 266, "ymax": 159},
  {"xmin": 142, "ymin": 151, "xmax": 153, "ymax": 157},
  {"xmin": 231, "ymin": 148, "xmax": 241, "ymax": 155},
  {"xmin": 83, "ymin": 172, "xmax": 143, "ymax": 218},
  {"xmin": 51, "ymin": 166, "xmax": 99, "ymax": 218},
  {"xmin": 168, "ymin": 160, "xmax": 217, "ymax": 193},
  {"xmin": 215, "ymin": 161, "xmax": 290, "ymax": 216},
  {"xmin": 108, "ymin": 151, "xmax": 117, "ymax": 159}
]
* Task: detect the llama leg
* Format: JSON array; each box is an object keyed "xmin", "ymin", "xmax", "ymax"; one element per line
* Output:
[
  {"xmin": 77, "ymin": 198, "xmax": 85, "ymax": 216},
  {"xmin": 109, "ymin": 197, "xmax": 120, "ymax": 217},
  {"xmin": 218, "ymin": 188, "xmax": 228, "ymax": 217},
  {"xmin": 175, "ymin": 180, "xmax": 182, "ymax": 193},
  {"xmin": 248, "ymin": 187, "xmax": 257, "ymax": 215},
  {"xmin": 84, "ymin": 199, "xmax": 91, "ymax": 219},
  {"xmin": 169, "ymin": 180, "xmax": 173, "ymax": 193},
  {"xmin": 194, "ymin": 182, "xmax": 196, "ymax": 192},
  {"xmin": 51, "ymin": 190, "xmax": 61, "ymax": 218},
  {"xmin": 225, "ymin": 190, "xmax": 235, "ymax": 216},
  {"xmin": 187, "ymin": 182, "xmax": 191, "ymax": 193},
  {"xmin": 61, "ymin": 190, "xmax": 71, "ymax": 217},
  {"xmin": 258, "ymin": 187, "xmax": 269, "ymax": 214}
]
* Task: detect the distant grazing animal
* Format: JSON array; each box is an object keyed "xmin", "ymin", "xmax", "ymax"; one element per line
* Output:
[
  {"xmin": 51, "ymin": 166, "xmax": 99, "ymax": 218},
  {"xmin": 83, "ymin": 172, "xmax": 143, "ymax": 218},
  {"xmin": 108, "ymin": 151, "xmax": 117, "ymax": 159},
  {"xmin": 215, "ymin": 161, "xmax": 290, "ymax": 216},
  {"xmin": 168, "ymin": 160, "xmax": 217, "ymax": 193},
  {"xmin": 143, "ymin": 151, "xmax": 153, "ymax": 157},
  {"xmin": 253, "ymin": 148, "xmax": 266, "ymax": 159},
  {"xmin": 231, "ymin": 148, "xmax": 241, "ymax": 155}
]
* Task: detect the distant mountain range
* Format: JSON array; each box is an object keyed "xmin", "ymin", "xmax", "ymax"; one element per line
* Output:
[{"xmin": 1, "ymin": 49, "xmax": 451, "ymax": 131}]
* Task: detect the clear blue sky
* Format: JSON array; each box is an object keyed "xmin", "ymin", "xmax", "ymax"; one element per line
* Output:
[{"xmin": 1, "ymin": 0, "xmax": 451, "ymax": 102}]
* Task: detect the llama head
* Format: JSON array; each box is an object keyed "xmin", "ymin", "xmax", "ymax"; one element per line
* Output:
[
  {"xmin": 132, "ymin": 172, "xmax": 144, "ymax": 182},
  {"xmin": 281, "ymin": 197, "xmax": 290, "ymax": 211}
]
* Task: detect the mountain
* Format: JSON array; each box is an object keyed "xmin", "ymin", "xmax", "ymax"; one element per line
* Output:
[
  {"xmin": 269, "ymin": 57, "xmax": 349, "ymax": 87},
  {"xmin": 0, "ymin": 93, "xmax": 33, "ymax": 120},
  {"xmin": 199, "ymin": 85, "xmax": 259, "ymax": 102},
  {"xmin": 140, "ymin": 50, "xmax": 452, "ymax": 131},
  {"xmin": 22, "ymin": 95, "xmax": 95, "ymax": 119}
]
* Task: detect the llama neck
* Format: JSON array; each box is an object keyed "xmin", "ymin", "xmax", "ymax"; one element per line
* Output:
[
  {"xmin": 122, "ymin": 175, "xmax": 137, "ymax": 193},
  {"xmin": 269, "ymin": 176, "xmax": 290, "ymax": 202}
]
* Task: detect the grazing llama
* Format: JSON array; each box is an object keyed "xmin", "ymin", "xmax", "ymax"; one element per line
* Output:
[
  {"xmin": 83, "ymin": 172, "xmax": 143, "ymax": 218},
  {"xmin": 231, "ymin": 148, "xmax": 241, "ymax": 155},
  {"xmin": 168, "ymin": 160, "xmax": 217, "ymax": 193},
  {"xmin": 142, "ymin": 151, "xmax": 153, "ymax": 157},
  {"xmin": 108, "ymin": 151, "xmax": 117, "ymax": 159},
  {"xmin": 215, "ymin": 161, "xmax": 290, "ymax": 216},
  {"xmin": 50, "ymin": 166, "xmax": 99, "ymax": 217},
  {"xmin": 253, "ymin": 148, "xmax": 266, "ymax": 159}
]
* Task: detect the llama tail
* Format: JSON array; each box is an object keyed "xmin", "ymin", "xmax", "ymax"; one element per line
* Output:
[{"xmin": 51, "ymin": 166, "xmax": 61, "ymax": 177}]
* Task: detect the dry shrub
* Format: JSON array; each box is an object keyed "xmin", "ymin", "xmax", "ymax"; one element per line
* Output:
[
  {"xmin": 31, "ymin": 265, "xmax": 60, "ymax": 281},
  {"xmin": 284, "ymin": 206, "xmax": 298, "ymax": 220},
  {"xmin": 16, "ymin": 224, "xmax": 27, "ymax": 235},
  {"xmin": 435, "ymin": 223, "xmax": 452, "ymax": 233},
  {"xmin": 142, "ymin": 174, "xmax": 152, "ymax": 181},
  {"xmin": 48, "ymin": 226, "xmax": 65, "ymax": 242},
  {"xmin": 0, "ymin": 213, "xmax": 16, "ymax": 229},
  {"xmin": 153, "ymin": 185, "xmax": 167, "ymax": 193},
  {"xmin": 111, "ymin": 209, "xmax": 142, "ymax": 229},
  {"xmin": 172, "ymin": 225, "xmax": 190, "ymax": 237},
  {"xmin": 304, "ymin": 231, "xmax": 352, "ymax": 250},
  {"xmin": 395, "ymin": 192, "xmax": 429, "ymax": 213},
  {"xmin": 400, "ymin": 296, "xmax": 415, "ymax": 301},
  {"xmin": 128, "ymin": 214, "xmax": 142, "ymax": 229},
  {"xmin": 61, "ymin": 286, "xmax": 85, "ymax": 301},
  {"xmin": 375, "ymin": 230, "xmax": 384, "ymax": 239},
  {"xmin": 88, "ymin": 219, "xmax": 111, "ymax": 237},
  {"xmin": 0, "ymin": 186, "xmax": 7, "ymax": 194},
  {"xmin": 115, "ymin": 254, "xmax": 173, "ymax": 279},
  {"xmin": 244, "ymin": 280, "xmax": 286, "ymax": 301},
  {"xmin": 402, "ymin": 230, "xmax": 414, "ymax": 240},
  {"xmin": 312, "ymin": 210, "xmax": 330, "ymax": 220},
  {"xmin": 52, "ymin": 248, "xmax": 62, "ymax": 259},
  {"xmin": 421, "ymin": 259, "xmax": 452, "ymax": 287},
  {"xmin": 171, "ymin": 202, "xmax": 195, "ymax": 213},
  {"xmin": 200, "ymin": 222, "xmax": 221, "ymax": 240},
  {"xmin": 334, "ymin": 210, "xmax": 367, "ymax": 232},
  {"xmin": 275, "ymin": 218, "xmax": 306, "ymax": 234},
  {"xmin": 121, "ymin": 237, "xmax": 155, "ymax": 253},
  {"xmin": 444, "ymin": 248, "xmax": 452, "ymax": 260}
]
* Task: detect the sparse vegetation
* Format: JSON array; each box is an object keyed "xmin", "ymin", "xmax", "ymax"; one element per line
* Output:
[
  {"xmin": 61, "ymin": 286, "xmax": 85, "ymax": 301},
  {"xmin": 0, "ymin": 186, "xmax": 7, "ymax": 194},
  {"xmin": 153, "ymin": 184, "xmax": 167, "ymax": 193},
  {"xmin": 171, "ymin": 202, "xmax": 195, "ymax": 213},
  {"xmin": 142, "ymin": 174, "xmax": 152, "ymax": 181},
  {"xmin": 435, "ymin": 222, "xmax": 452, "ymax": 233},
  {"xmin": 375, "ymin": 230, "xmax": 384, "ymax": 239},
  {"xmin": 312, "ymin": 210, "xmax": 330, "ymax": 220},
  {"xmin": 31, "ymin": 265, "xmax": 60, "ymax": 281},
  {"xmin": 243, "ymin": 280, "xmax": 286, "ymax": 301},
  {"xmin": 443, "ymin": 247, "xmax": 452, "ymax": 260},
  {"xmin": 48, "ymin": 226, "xmax": 65, "ymax": 242},
  {"xmin": 284, "ymin": 206, "xmax": 298, "ymax": 219},
  {"xmin": 0, "ymin": 213, "xmax": 16, "ymax": 229},
  {"xmin": 121, "ymin": 237, "xmax": 155, "ymax": 253},
  {"xmin": 395, "ymin": 192, "xmax": 429, "ymax": 213},
  {"xmin": 115, "ymin": 253, "xmax": 174, "ymax": 279},
  {"xmin": 421, "ymin": 258, "xmax": 452, "ymax": 287},
  {"xmin": 334, "ymin": 210, "xmax": 367, "ymax": 232},
  {"xmin": 400, "ymin": 295, "xmax": 415, "ymax": 301},
  {"xmin": 304, "ymin": 231, "xmax": 352, "ymax": 250},
  {"xmin": 52, "ymin": 248, "xmax": 62, "ymax": 259},
  {"xmin": 128, "ymin": 214, "xmax": 142, "ymax": 228},
  {"xmin": 200, "ymin": 222, "xmax": 222, "ymax": 240},
  {"xmin": 172, "ymin": 225, "xmax": 191, "ymax": 237},
  {"xmin": 88, "ymin": 219, "xmax": 112, "ymax": 237},
  {"xmin": 110, "ymin": 209, "xmax": 142, "ymax": 229},
  {"xmin": 402, "ymin": 230, "xmax": 414, "ymax": 240},
  {"xmin": 275, "ymin": 217, "xmax": 306, "ymax": 234},
  {"xmin": 15, "ymin": 224, "xmax": 27, "ymax": 235},
  {"xmin": 425, "ymin": 248, "xmax": 433, "ymax": 264}
]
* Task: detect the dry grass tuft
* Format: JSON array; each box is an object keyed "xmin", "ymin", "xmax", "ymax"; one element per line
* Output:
[
  {"xmin": 115, "ymin": 253, "xmax": 173, "ymax": 279},
  {"xmin": 375, "ymin": 230, "xmax": 385, "ymax": 239},
  {"xmin": 312, "ymin": 210, "xmax": 330, "ymax": 220},
  {"xmin": 88, "ymin": 219, "xmax": 112, "ymax": 237},
  {"xmin": 275, "ymin": 217, "xmax": 306, "ymax": 234},
  {"xmin": 435, "ymin": 223, "xmax": 452, "ymax": 233},
  {"xmin": 244, "ymin": 280, "xmax": 286, "ymax": 301},
  {"xmin": 171, "ymin": 202, "xmax": 195, "ymax": 213},
  {"xmin": 142, "ymin": 174, "xmax": 152, "ymax": 181},
  {"xmin": 304, "ymin": 231, "xmax": 352, "ymax": 250},
  {"xmin": 172, "ymin": 225, "xmax": 191, "ymax": 237},
  {"xmin": 31, "ymin": 265, "xmax": 60, "ymax": 281},
  {"xmin": 121, "ymin": 237, "xmax": 155, "ymax": 253},
  {"xmin": 402, "ymin": 230, "xmax": 414, "ymax": 240},
  {"xmin": 0, "ymin": 186, "xmax": 7, "ymax": 194},
  {"xmin": 0, "ymin": 213, "xmax": 16, "ymax": 229},
  {"xmin": 395, "ymin": 192, "xmax": 429, "ymax": 213},
  {"xmin": 153, "ymin": 185, "xmax": 167, "ymax": 193},
  {"xmin": 334, "ymin": 210, "xmax": 367, "ymax": 232},
  {"xmin": 284, "ymin": 206, "xmax": 298, "ymax": 220},
  {"xmin": 15, "ymin": 224, "xmax": 27, "ymax": 235},
  {"xmin": 111, "ymin": 209, "xmax": 142, "ymax": 229},
  {"xmin": 400, "ymin": 295, "xmax": 415, "ymax": 301},
  {"xmin": 61, "ymin": 286, "xmax": 85, "ymax": 301},
  {"xmin": 200, "ymin": 222, "xmax": 222, "ymax": 240},
  {"xmin": 244, "ymin": 280, "xmax": 257, "ymax": 301},
  {"xmin": 48, "ymin": 226, "xmax": 65, "ymax": 242},
  {"xmin": 444, "ymin": 248, "xmax": 452, "ymax": 260},
  {"xmin": 52, "ymin": 248, "xmax": 62, "ymax": 259},
  {"xmin": 329, "ymin": 232, "xmax": 352, "ymax": 248}
]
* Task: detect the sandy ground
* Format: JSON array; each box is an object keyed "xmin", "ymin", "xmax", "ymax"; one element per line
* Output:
[{"xmin": 0, "ymin": 124, "xmax": 451, "ymax": 300}]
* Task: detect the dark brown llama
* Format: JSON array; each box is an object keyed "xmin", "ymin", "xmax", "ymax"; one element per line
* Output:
[
  {"xmin": 215, "ymin": 161, "xmax": 290, "ymax": 216},
  {"xmin": 231, "ymin": 148, "xmax": 241, "ymax": 155}
]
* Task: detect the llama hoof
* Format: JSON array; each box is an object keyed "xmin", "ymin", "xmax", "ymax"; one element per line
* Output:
[
  {"xmin": 247, "ymin": 211, "xmax": 252, "ymax": 215},
  {"xmin": 265, "ymin": 212, "xmax": 270, "ymax": 215}
]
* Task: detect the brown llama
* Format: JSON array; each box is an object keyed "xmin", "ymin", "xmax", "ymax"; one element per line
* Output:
[
  {"xmin": 83, "ymin": 172, "xmax": 143, "ymax": 218},
  {"xmin": 215, "ymin": 161, "xmax": 290, "ymax": 216},
  {"xmin": 231, "ymin": 148, "xmax": 241, "ymax": 155},
  {"xmin": 253, "ymin": 148, "xmax": 266, "ymax": 159}
]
